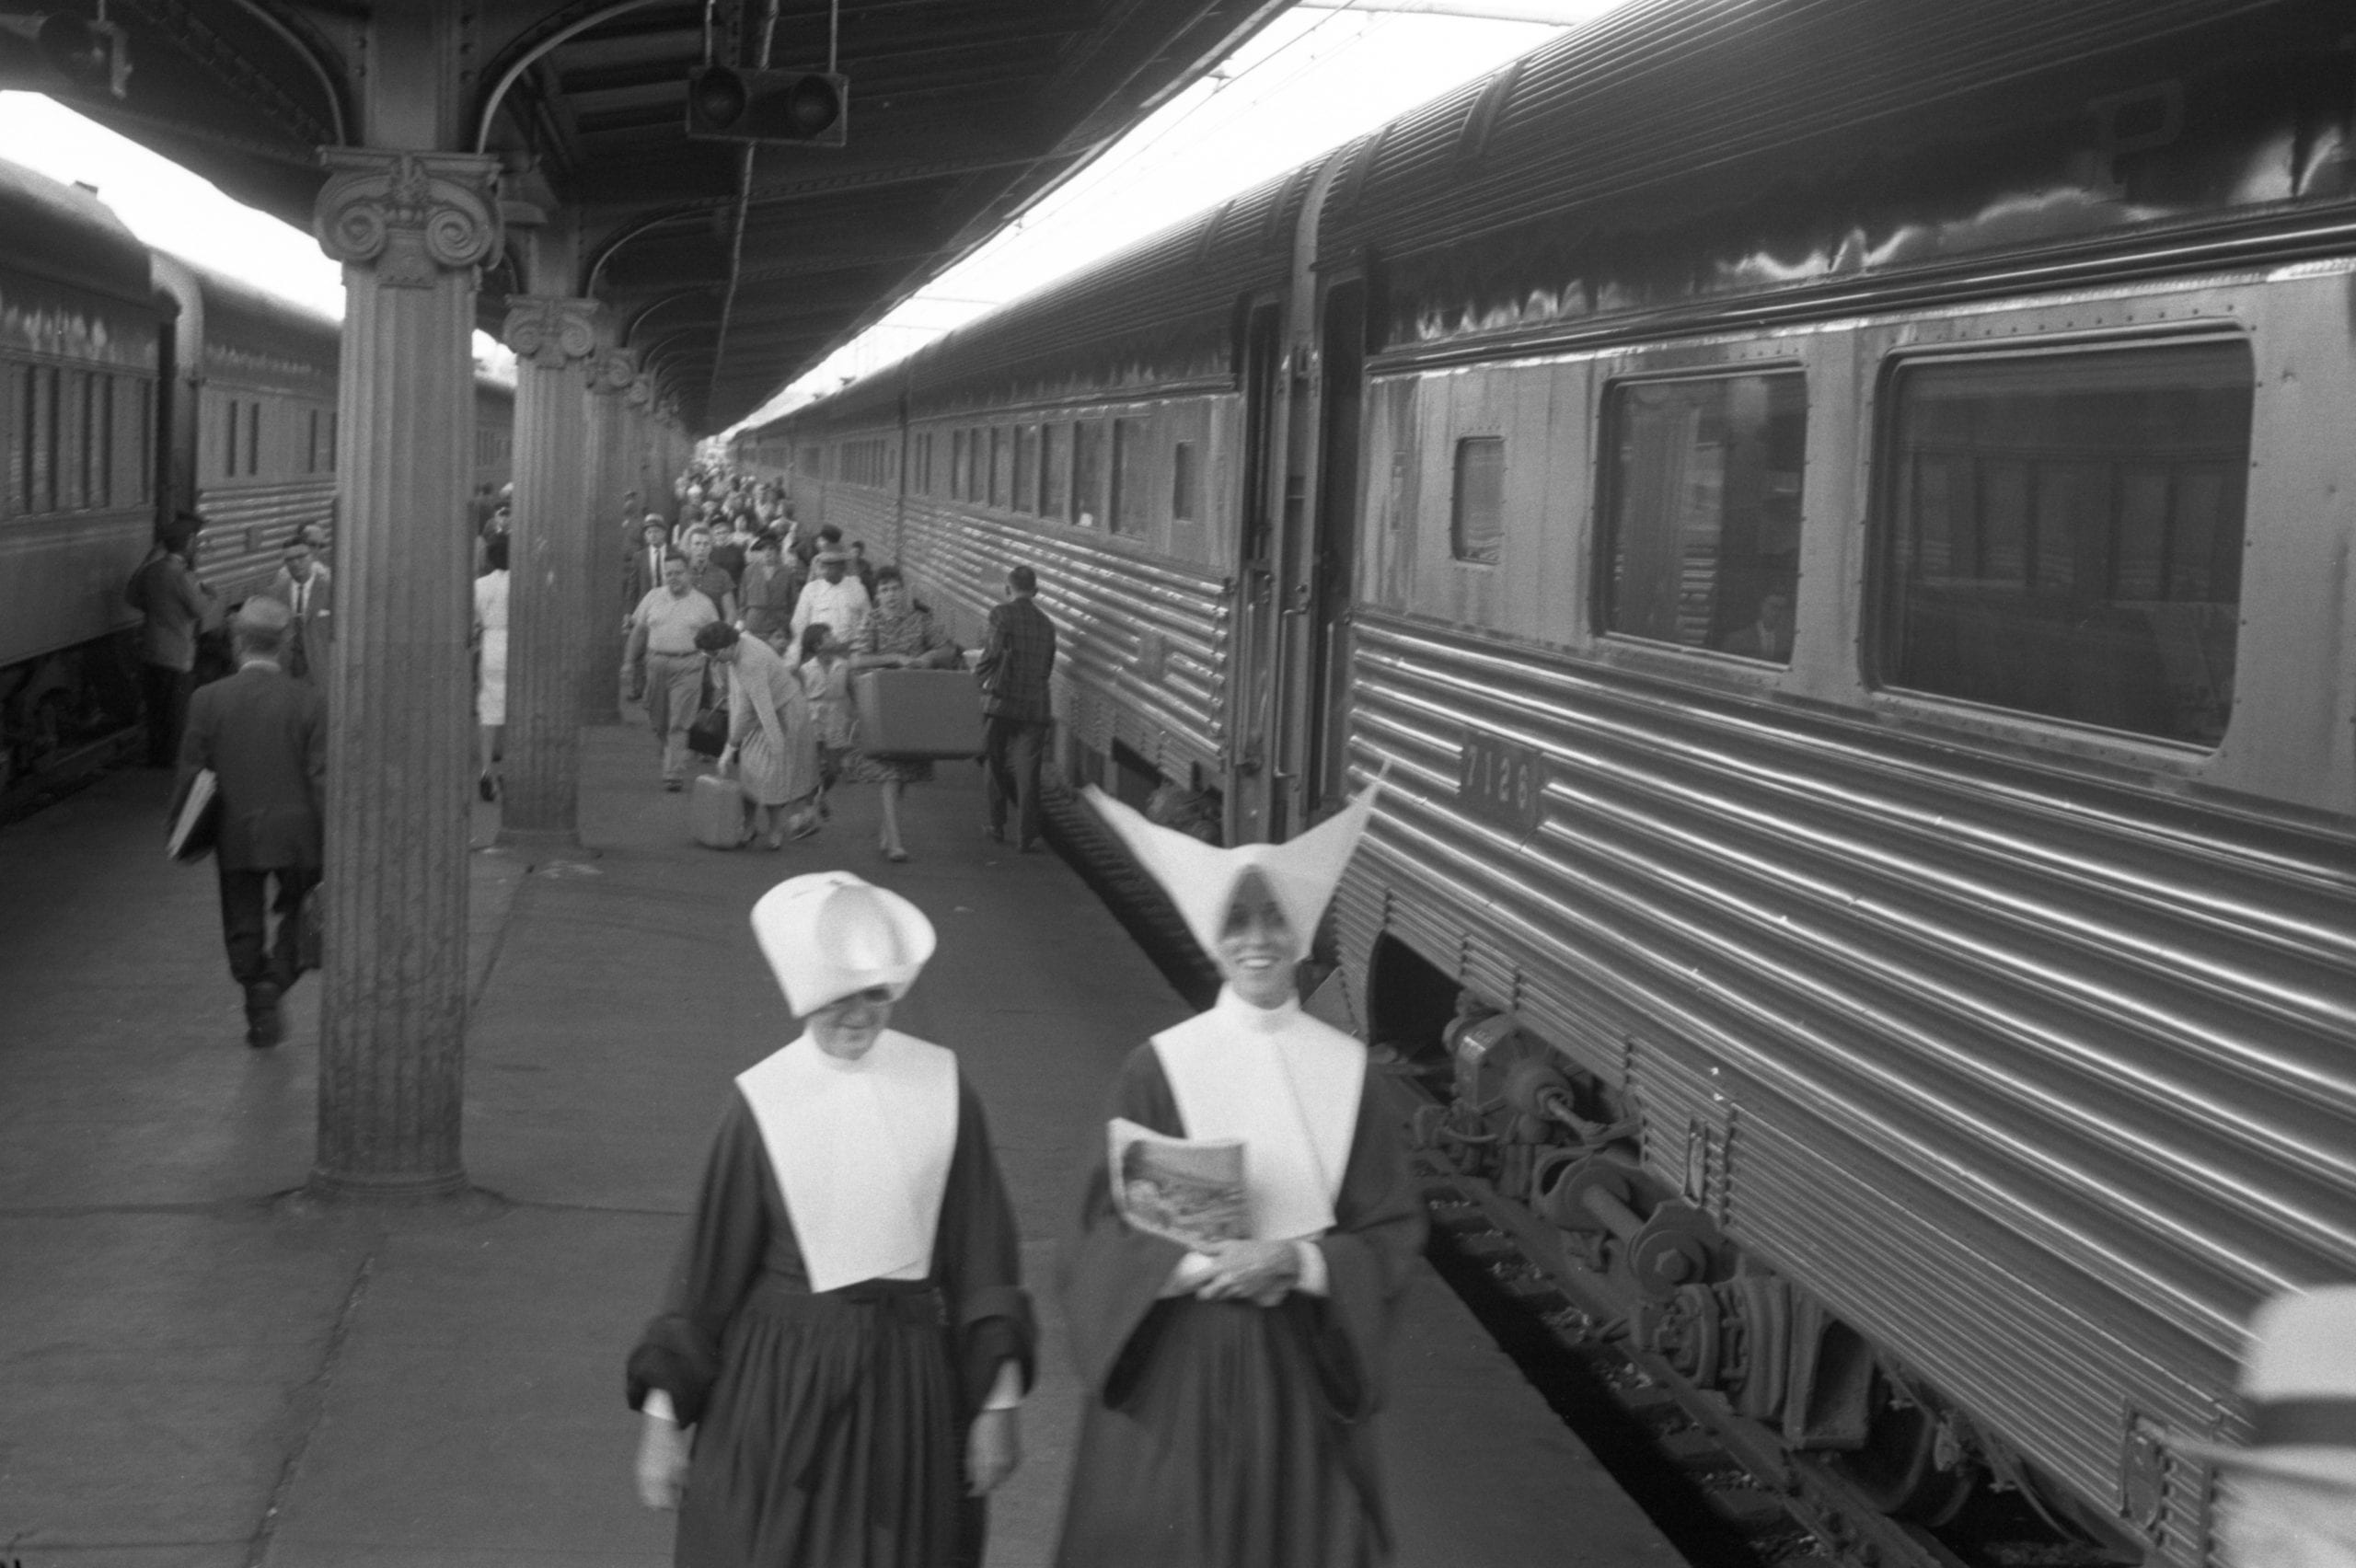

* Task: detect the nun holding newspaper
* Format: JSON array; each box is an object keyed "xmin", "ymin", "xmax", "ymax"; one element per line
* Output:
[
  {"xmin": 1055, "ymin": 780, "xmax": 1426, "ymax": 1567},
  {"xmin": 628, "ymin": 872, "xmax": 1034, "ymax": 1568}
]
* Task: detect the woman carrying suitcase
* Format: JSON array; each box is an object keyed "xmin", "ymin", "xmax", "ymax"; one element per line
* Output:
[
  {"xmin": 695, "ymin": 623, "xmax": 820, "ymax": 849},
  {"xmin": 843, "ymin": 568, "xmax": 961, "ymax": 862}
]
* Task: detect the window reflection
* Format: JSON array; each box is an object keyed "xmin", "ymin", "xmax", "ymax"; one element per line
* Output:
[
  {"xmin": 1601, "ymin": 372, "xmax": 1805, "ymax": 660},
  {"xmin": 1880, "ymin": 340, "xmax": 2251, "ymax": 745}
]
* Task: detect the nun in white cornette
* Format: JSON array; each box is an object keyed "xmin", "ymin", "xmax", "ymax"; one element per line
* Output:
[
  {"xmin": 629, "ymin": 872, "xmax": 1034, "ymax": 1568},
  {"xmin": 1054, "ymin": 782, "xmax": 1426, "ymax": 1568}
]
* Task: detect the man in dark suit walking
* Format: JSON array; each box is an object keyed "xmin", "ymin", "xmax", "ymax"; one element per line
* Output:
[
  {"xmin": 976, "ymin": 563, "xmax": 1057, "ymax": 852},
  {"xmin": 170, "ymin": 598, "xmax": 327, "ymax": 1047}
]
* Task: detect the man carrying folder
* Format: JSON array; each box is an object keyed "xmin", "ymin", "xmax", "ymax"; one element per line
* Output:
[{"xmin": 169, "ymin": 598, "xmax": 326, "ymax": 1047}]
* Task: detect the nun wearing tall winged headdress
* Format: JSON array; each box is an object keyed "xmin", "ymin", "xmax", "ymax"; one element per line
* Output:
[
  {"xmin": 1054, "ymin": 781, "xmax": 1426, "ymax": 1567},
  {"xmin": 627, "ymin": 872, "xmax": 1034, "ymax": 1568}
]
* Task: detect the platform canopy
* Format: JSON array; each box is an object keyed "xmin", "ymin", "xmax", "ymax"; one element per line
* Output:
[{"xmin": 29, "ymin": 0, "xmax": 1293, "ymax": 431}]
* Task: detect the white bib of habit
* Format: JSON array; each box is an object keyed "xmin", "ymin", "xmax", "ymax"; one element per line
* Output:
[
  {"xmin": 736, "ymin": 1029, "xmax": 960, "ymax": 1294},
  {"xmin": 1152, "ymin": 988, "xmax": 1365, "ymax": 1242}
]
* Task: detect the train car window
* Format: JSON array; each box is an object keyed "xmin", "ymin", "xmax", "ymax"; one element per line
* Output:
[
  {"xmin": 61, "ymin": 370, "xmax": 87, "ymax": 511},
  {"xmin": 950, "ymin": 430, "xmax": 967, "ymax": 500},
  {"xmin": 1449, "ymin": 436, "xmax": 1504, "ymax": 565},
  {"xmin": 29, "ymin": 365, "xmax": 58, "ymax": 513},
  {"xmin": 1072, "ymin": 421, "xmax": 1103, "ymax": 527},
  {"xmin": 326, "ymin": 410, "xmax": 337, "ymax": 471},
  {"xmin": 133, "ymin": 380, "xmax": 153, "ymax": 502},
  {"xmin": 1876, "ymin": 339, "xmax": 2251, "ymax": 746},
  {"xmin": 1600, "ymin": 372, "xmax": 1805, "ymax": 657},
  {"xmin": 1108, "ymin": 418, "xmax": 1137, "ymax": 536},
  {"xmin": 1014, "ymin": 424, "xmax": 1039, "ymax": 513},
  {"xmin": 1172, "ymin": 441, "xmax": 1200, "ymax": 526},
  {"xmin": 1044, "ymin": 424, "xmax": 1070, "ymax": 519},
  {"xmin": 247, "ymin": 401, "xmax": 260, "ymax": 477},
  {"xmin": 988, "ymin": 428, "xmax": 1008, "ymax": 508},
  {"xmin": 92, "ymin": 373, "xmax": 111, "ymax": 508},
  {"xmin": 221, "ymin": 398, "xmax": 237, "ymax": 478}
]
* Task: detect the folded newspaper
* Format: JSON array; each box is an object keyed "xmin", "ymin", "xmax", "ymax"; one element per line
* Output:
[{"xmin": 1107, "ymin": 1117, "xmax": 1250, "ymax": 1250}]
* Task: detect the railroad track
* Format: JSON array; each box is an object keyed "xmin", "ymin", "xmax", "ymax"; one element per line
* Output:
[
  {"xmin": 1046, "ymin": 787, "xmax": 2112, "ymax": 1568},
  {"xmin": 0, "ymin": 725, "xmax": 144, "ymax": 827}
]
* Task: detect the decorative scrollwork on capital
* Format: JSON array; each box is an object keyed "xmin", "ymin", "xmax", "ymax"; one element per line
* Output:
[
  {"xmin": 314, "ymin": 149, "xmax": 502, "ymax": 288},
  {"xmin": 589, "ymin": 345, "xmax": 640, "ymax": 394},
  {"xmin": 626, "ymin": 374, "xmax": 656, "ymax": 410},
  {"xmin": 502, "ymin": 296, "xmax": 600, "ymax": 368}
]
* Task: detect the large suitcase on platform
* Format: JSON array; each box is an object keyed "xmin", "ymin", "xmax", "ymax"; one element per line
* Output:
[
  {"xmin": 690, "ymin": 772, "xmax": 743, "ymax": 848},
  {"xmin": 853, "ymin": 668, "xmax": 986, "ymax": 759}
]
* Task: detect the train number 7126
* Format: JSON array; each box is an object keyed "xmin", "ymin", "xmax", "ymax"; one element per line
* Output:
[{"xmin": 1457, "ymin": 732, "xmax": 1546, "ymax": 836}]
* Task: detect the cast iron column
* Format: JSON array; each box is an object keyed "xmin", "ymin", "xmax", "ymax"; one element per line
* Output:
[
  {"xmin": 583, "ymin": 343, "xmax": 638, "ymax": 723},
  {"xmin": 310, "ymin": 149, "xmax": 502, "ymax": 1198},
  {"xmin": 496, "ymin": 295, "xmax": 597, "ymax": 849}
]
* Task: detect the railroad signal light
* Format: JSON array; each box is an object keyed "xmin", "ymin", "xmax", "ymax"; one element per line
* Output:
[
  {"xmin": 685, "ymin": 66, "xmax": 847, "ymax": 146},
  {"xmin": 0, "ymin": 10, "xmax": 131, "ymax": 98}
]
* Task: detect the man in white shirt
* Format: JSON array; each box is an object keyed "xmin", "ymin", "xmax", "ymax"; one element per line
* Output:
[
  {"xmin": 623, "ymin": 554, "xmax": 722, "ymax": 790},
  {"xmin": 788, "ymin": 546, "xmax": 871, "ymax": 653}
]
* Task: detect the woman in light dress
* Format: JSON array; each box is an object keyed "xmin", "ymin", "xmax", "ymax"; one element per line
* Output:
[
  {"xmin": 694, "ymin": 622, "xmax": 820, "ymax": 849},
  {"xmin": 472, "ymin": 534, "xmax": 510, "ymax": 801},
  {"xmin": 844, "ymin": 568, "xmax": 961, "ymax": 863}
]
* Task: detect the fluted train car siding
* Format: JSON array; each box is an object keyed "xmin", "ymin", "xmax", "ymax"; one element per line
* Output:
[
  {"xmin": 1334, "ymin": 610, "xmax": 2356, "ymax": 1519},
  {"xmin": 190, "ymin": 478, "xmax": 336, "ymax": 602},
  {"xmin": 896, "ymin": 498, "xmax": 1231, "ymax": 780}
]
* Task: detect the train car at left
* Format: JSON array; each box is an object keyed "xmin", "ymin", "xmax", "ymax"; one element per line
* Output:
[
  {"xmin": 0, "ymin": 159, "xmax": 168, "ymax": 793},
  {"xmin": 151, "ymin": 252, "xmax": 341, "ymax": 603}
]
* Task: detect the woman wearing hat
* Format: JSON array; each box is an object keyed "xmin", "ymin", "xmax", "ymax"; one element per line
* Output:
[
  {"xmin": 1054, "ymin": 782, "xmax": 1426, "ymax": 1566},
  {"xmin": 695, "ymin": 622, "xmax": 821, "ymax": 849},
  {"xmin": 628, "ymin": 872, "xmax": 1034, "ymax": 1567}
]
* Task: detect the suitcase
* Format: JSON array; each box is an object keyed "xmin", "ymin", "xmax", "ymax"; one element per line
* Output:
[
  {"xmin": 690, "ymin": 771, "xmax": 744, "ymax": 848},
  {"xmin": 852, "ymin": 668, "xmax": 986, "ymax": 758}
]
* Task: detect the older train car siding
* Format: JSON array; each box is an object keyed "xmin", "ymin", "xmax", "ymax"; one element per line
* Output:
[
  {"xmin": 152, "ymin": 256, "xmax": 341, "ymax": 604},
  {"xmin": 1331, "ymin": 265, "xmax": 2356, "ymax": 1562}
]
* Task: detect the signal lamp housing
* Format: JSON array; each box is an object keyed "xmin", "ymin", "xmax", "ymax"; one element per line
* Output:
[{"xmin": 686, "ymin": 66, "xmax": 847, "ymax": 146}]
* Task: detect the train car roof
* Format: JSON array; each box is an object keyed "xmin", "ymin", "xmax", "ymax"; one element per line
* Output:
[
  {"xmin": 156, "ymin": 249, "xmax": 341, "ymax": 392},
  {"xmin": 783, "ymin": 160, "xmax": 1324, "ymax": 430},
  {"xmin": 780, "ymin": 0, "xmax": 2350, "ymax": 423},
  {"xmin": 0, "ymin": 156, "xmax": 157, "ymax": 309}
]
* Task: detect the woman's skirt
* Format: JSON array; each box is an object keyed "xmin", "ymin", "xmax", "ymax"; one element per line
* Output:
[
  {"xmin": 477, "ymin": 629, "xmax": 508, "ymax": 726},
  {"xmin": 737, "ymin": 706, "xmax": 820, "ymax": 807},
  {"xmin": 678, "ymin": 1280, "xmax": 971, "ymax": 1568}
]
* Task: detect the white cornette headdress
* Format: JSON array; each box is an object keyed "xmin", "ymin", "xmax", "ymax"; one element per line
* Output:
[
  {"xmin": 750, "ymin": 871, "xmax": 936, "ymax": 1016},
  {"xmin": 1085, "ymin": 777, "xmax": 1383, "ymax": 962},
  {"xmin": 2174, "ymin": 1286, "xmax": 2356, "ymax": 1492}
]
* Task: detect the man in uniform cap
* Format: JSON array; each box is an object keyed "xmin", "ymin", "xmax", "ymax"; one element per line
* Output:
[{"xmin": 168, "ymin": 596, "xmax": 326, "ymax": 1047}]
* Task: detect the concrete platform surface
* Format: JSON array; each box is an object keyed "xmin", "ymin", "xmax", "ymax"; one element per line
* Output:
[{"xmin": 0, "ymin": 724, "xmax": 1683, "ymax": 1567}]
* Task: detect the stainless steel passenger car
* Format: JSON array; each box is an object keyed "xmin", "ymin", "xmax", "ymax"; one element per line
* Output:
[
  {"xmin": 760, "ymin": 5, "xmax": 2356, "ymax": 1560},
  {"xmin": 0, "ymin": 162, "xmax": 167, "ymax": 787}
]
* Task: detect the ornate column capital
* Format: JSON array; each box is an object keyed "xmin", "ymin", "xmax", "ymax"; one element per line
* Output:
[
  {"xmin": 588, "ymin": 343, "xmax": 640, "ymax": 394},
  {"xmin": 314, "ymin": 149, "xmax": 502, "ymax": 287},
  {"xmin": 626, "ymin": 373, "xmax": 656, "ymax": 410},
  {"xmin": 501, "ymin": 295, "xmax": 600, "ymax": 368}
]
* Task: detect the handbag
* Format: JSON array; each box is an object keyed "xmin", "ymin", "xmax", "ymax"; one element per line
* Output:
[{"xmin": 686, "ymin": 669, "xmax": 729, "ymax": 758}]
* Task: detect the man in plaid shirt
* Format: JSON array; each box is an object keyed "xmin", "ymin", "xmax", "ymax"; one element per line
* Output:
[{"xmin": 976, "ymin": 563, "xmax": 1057, "ymax": 851}]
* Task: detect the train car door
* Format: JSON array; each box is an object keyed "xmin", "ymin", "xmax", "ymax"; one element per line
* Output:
[
  {"xmin": 1298, "ymin": 275, "xmax": 1367, "ymax": 817},
  {"xmin": 1230, "ymin": 298, "xmax": 1288, "ymax": 845}
]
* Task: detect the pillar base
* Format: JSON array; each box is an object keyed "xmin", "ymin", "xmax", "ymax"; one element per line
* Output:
[
  {"xmin": 493, "ymin": 826, "xmax": 595, "ymax": 860},
  {"xmin": 298, "ymin": 1168, "xmax": 473, "ymax": 1205}
]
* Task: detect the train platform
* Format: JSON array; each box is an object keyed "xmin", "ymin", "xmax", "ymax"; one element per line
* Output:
[{"xmin": 0, "ymin": 723, "xmax": 1684, "ymax": 1568}]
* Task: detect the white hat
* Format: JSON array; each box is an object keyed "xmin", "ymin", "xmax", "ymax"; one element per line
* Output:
[
  {"xmin": 1085, "ymin": 778, "xmax": 1381, "ymax": 963},
  {"xmin": 2174, "ymin": 1287, "xmax": 2356, "ymax": 1493},
  {"xmin": 749, "ymin": 871, "xmax": 936, "ymax": 1016}
]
